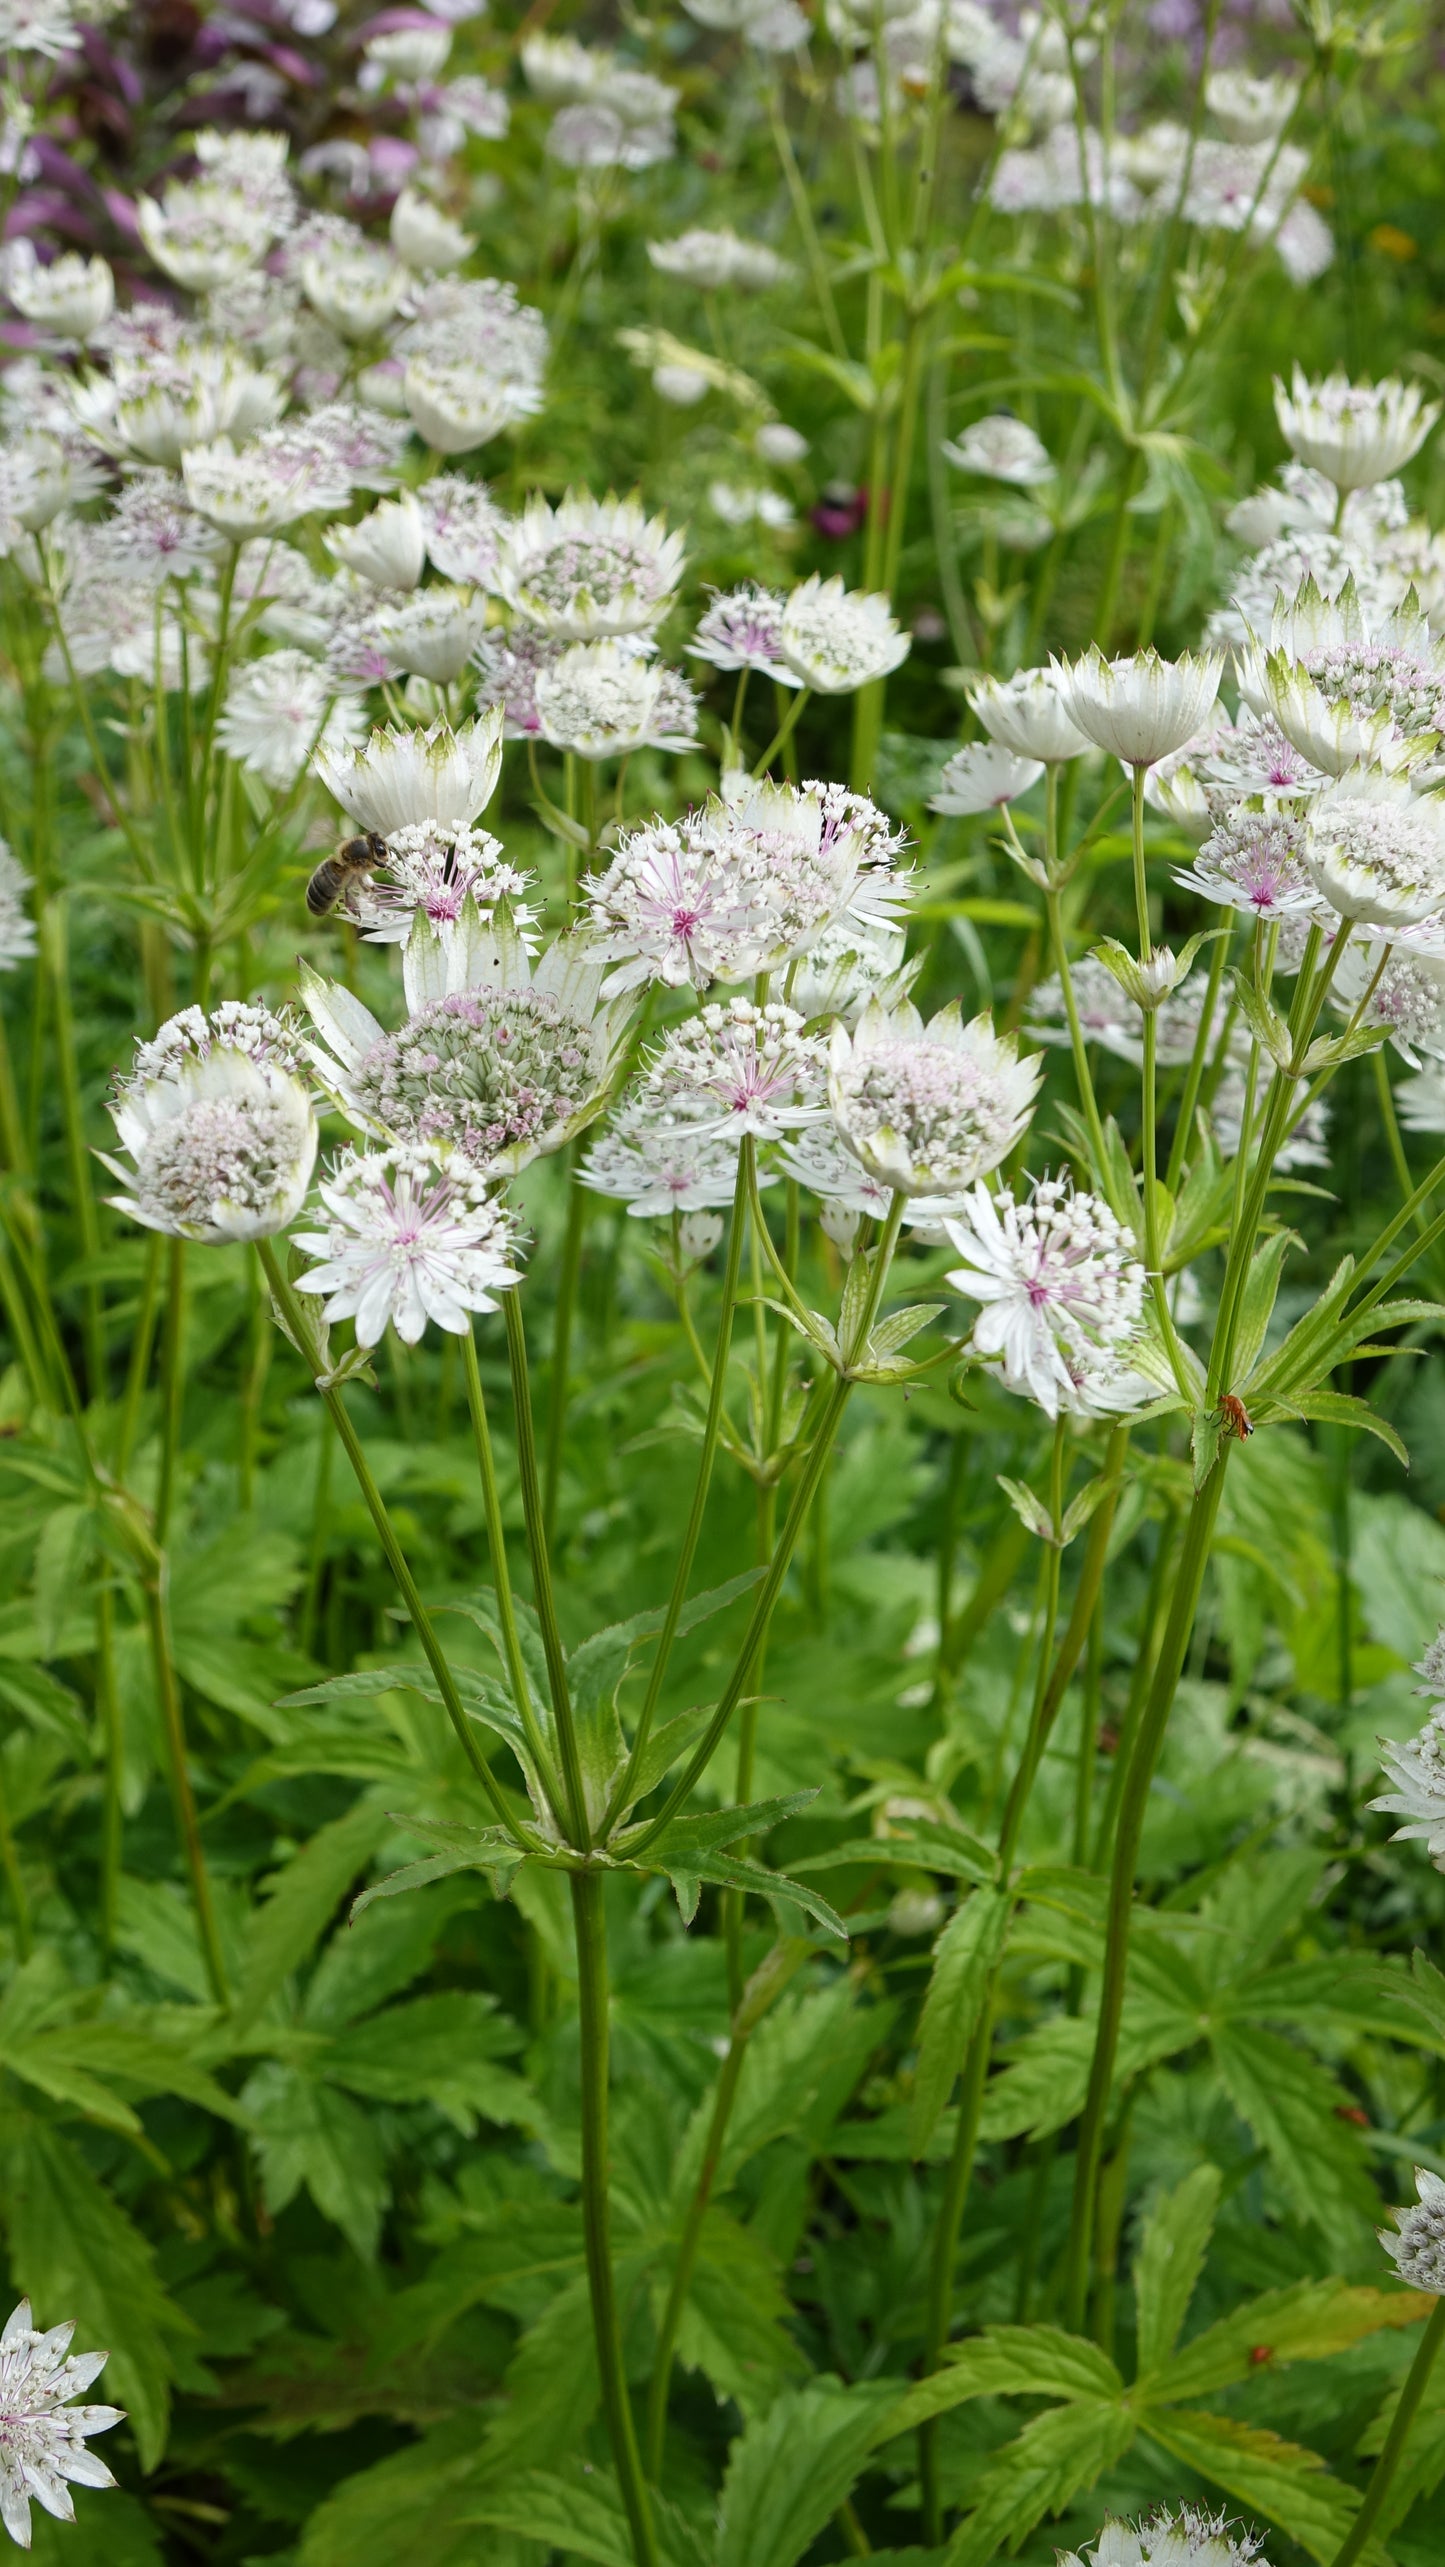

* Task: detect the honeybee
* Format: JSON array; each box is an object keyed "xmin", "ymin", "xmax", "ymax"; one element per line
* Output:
[{"xmin": 305, "ymin": 830, "xmax": 389, "ymax": 920}]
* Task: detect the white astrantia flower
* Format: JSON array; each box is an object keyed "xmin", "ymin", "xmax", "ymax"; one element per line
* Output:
[
  {"xmin": 708, "ymin": 481, "xmax": 795, "ymax": 533},
  {"xmin": 779, "ymin": 576, "xmax": 910, "ymax": 694},
  {"xmin": 1302, "ymin": 779, "xmax": 1445, "ymax": 933},
  {"xmin": 217, "ymin": 652, "xmax": 366, "ymax": 790},
  {"xmin": 4, "ymin": 243, "xmax": 113, "ymax": 340},
  {"xmin": 103, "ymin": 1039, "xmax": 317, "ymax": 1244},
  {"xmin": 1238, "ymin": 579, "xmax": 1445, "ymax": 780},
  {"xmin": 1399, "ymin": 1063, "xmax": 1445, "ymax": 1133},
  {"xmin": 180, "ymin": 437, "xmax": 323, "ymax": 540},
  {"xmin": 365, "ymin": 19, "xmax": 452, "ymax": 80},
  {"xmin": 534, "ymin": 640, "xmax": 699, "ymax": 759},
  {"xmin": 129, "ymin": 1001, "xmax": 307, "ymax": 1085},
  {"xmin": 754, "ymin": 420, "xmax": 808, "ymax": 466},
  {"xmin": 0, "ymin": 2296, "xmax": 124, "ymax": 2549},
  {"xmin": 293, "ymin": 1144, "xmax": 521, "ymax": 1347},
  {"xmin": 390, "ymin": 187, "xmax": 473, "ymax": 273},
  {"xmin": 403, "ymin": 356, "xmax": 547, "ymax": 453},
  {"xmin": 1174, "ymin": 804, "xmax": 1320, "ymax": 923},
  {"xmin": 829, "ymin": 997, "xmax": 1041, "ymax": 1196},
  {"xmin": 546, "ymin": 101, "xmax": 676, "ymax": 171},
  {"xmin": 1415, "ymin": 1628, "xmax": 1445, "ymax": 1701},
  {"xmin": 314, "ymin": 713, "xmax": 504, "ymax": 834},
  {"xmin": 646, "ymin": 228, "xmax": 793, "ymax": 291},
  {"xmin": 419, "ymin": 475, "xmax": 507, "ymax": 586},
  {"xmin": 689, "ymin": 585, "xmax": 799, "ymax": 685},
  {"xmin": 942, "ymin": 414, "xmax": 1054, "ymax": 486},
  {"xmin": 1379, "ymin": 2166, "xmax": 1445, "ymax": 2292},
  {"xmin": 1370, "ymin": 1712, "xmax": 1445, "ymax": 1866},
  {"xmin": 1055, "ymin": 646, "xmax": 1225, "ymax": 768},
  {"xmin": 930, "ymin": 741, "xmax": 1043, "ymax": 815},
  {"xmin": 326, "ymin": 492, "xmax": 427, "ymax": 590},
  {"xmin": 1146, "ymin": 712, "xmax": 1321, "ymax": 833},
  {"xmin": 943, "ymin": 1175, "xmax": 1146, "ymax": 1418},
  {"xmin": 342, "ymin": 820, "xmax": 536, "ymax": 950},
  {"xmin": 1206, "ymin": 66, "xmax": 1299, "ymax": 143},
  {"xmin": 653, "ymin": 362, "xmax": 710, "ymax": 407},
  {"xmin": 136, "ymin": 178, "xmax": 274, "ymax": 294},
  {"xmin": 0, "ymin": 844, "xmax": 36, "ymax": 971},
  {"xmin": 370, "ymin": 584, "xmax": 489, "ymax": 682},
  {"xmin": 788, "ymin": 916, "xmax": 916, "ymax": 1025},
  {"xmin": 1059, "ymin": 2506, "xmax": 1272, "ymax": 2567},
  {"xmin": 1330, "ymin": 939, "xmax": 1445, "ymax": 1064},
  {"xmin": 496, "ymin": 492, "xmax": 685, "ymax": 639},
  {"xmin": 640, "ymin": 998, "xmax": 827, "ymax": 1143},
  {"xmin": 301, "ymin": 905, "xmax": 633, "ymax": 1175},
  {"xmin": 580, "ymin": 1095, "xmax": 746, "ymax": 1216},
  {"xmin": 970, "ymin": 666, "xmax": 1092, "ymax": 765},
  {"xmin": 82, "ymin": 353, "xmax": 287, "ymax": 469},
  {"xmin": 1275, "ymin": 367, "xmax": 1440, "ymax": 494},
  {"xmin": 586, "ymin": 777, "xmax": 907, "ymax": 993},
  {"xmin": 780, "ymin": 1120, "xmax": 895, "ymax": 1224},
  {"xmin": 474, "ymin": 627, "xmax": 563, "ymax": 738}
]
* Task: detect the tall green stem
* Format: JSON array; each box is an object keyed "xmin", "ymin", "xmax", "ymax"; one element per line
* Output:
[
  {"xmin": 504, "ymin": 1291, "xmax": 590, "ymax": 1847},
  {"xmin": 41, "ymin": 892, "xmax": 106, "ymax": 1398},
  {"xmin": 96, "ymin": 1580, "xmax": 123, "ymax": 1963},
  {"xmin": 462, "ymin": 1325, "xmax": 567, "ymax": 1832},
  {"xmin": 144, "ymin": 1572, "xmax": 229, "ymax": 2005},
  {"xmin": 543, "ymin": 1156, "xmax": 587, "ymax": 1546},
  {"xmin": 571, "ymin": 1869, "xmax": 659, "ymax": 2567},
  {"xmin": 257, "ymin": 1244, "xmax": 527, "ymax": 1841},
  {"xmin": 1330, "ymin": 2298, "xmax": 1445, "ymax": 2567},
  {"xmin": 1064, "ymin": 1454, "xmax": 1228, "ymax": 2331}
]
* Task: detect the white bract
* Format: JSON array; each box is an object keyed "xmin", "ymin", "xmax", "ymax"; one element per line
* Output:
[
  {"xmin": 1060, "ymin": 2511, "xmax": 1272, "ymax": 2567},
  {"xmin": 780, "ymin": 576, "xmax": 911, "ymax": 693},
  {"xmin": 1302, "ymin": 782, "xmax": 1445, "ymax": 932},
  {"xmin": 1370, "ymin": 1711, "xmax": 1445, "ymax": 1866},
  {"xmin": 0, "ymin": 2298, "xmax": 124, "ymax": 2550},
  {"xmin": 497, "ymin": 493, "xmax": 685, "ymax": 639},
  {"xmin": 647, "ymin": 228, "xmax": 793, "ymax": 290},
  {"xmin": 314, "ymin": 714, "xmax": 504, "ymax": 834},
  {"xmin": 1275, "ymin": 367, "xmax": 1440, "ymax": 493},
  {"xmin": 971, "ymin": 666, "xmax": 1092, "ymax": 764},
  {"xmin": 942, "ymin": 414, "xmax": 1053, "ymax": 485},
  {"xmin": 217, "ymin": 651, "xmax": 367, "ymax": 789},
  {"xmin": 0, "ymin": 844, "xmax": 36, "ymax": 971},
  {"xmin": 390, "ymin": 187, "xmax": 473, "ymax": 272},
  {"xmin": 4, "ymin": 244, "xmax": 113, "ymax": 339},
  {"xmin": 104, "ymin": 1039, "xmax": 317, "ymax": 1244},
  {"xmin": 326, "ymin": 492, "xmax": 427, "ymax": 589},
  {"xmin": 829, "ymin": 998, "xmax": 1040, "ymax": 1195},
  {"xmin": 1379, "ymin": 2166, "xmax": 1445, "ymax": 2294},
  {"xmin": 294, "ymin": 1145, "xmax": 522, "ymax": 1346},
  {"xmin": 930, "ymin": 741, "xmax": 1042, "ymax": 815},
  {"xmin": 1056, "ymin": 646, "xmax": 1225, "ymax": 768}
]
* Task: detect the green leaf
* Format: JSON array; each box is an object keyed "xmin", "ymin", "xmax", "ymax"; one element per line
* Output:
[
  {"xmin": 792, "ymin": 1821, "xmax": 993, "ymax": 1884},
  {"xmin": 942, "ymin": 2398, "xmax": 1136, "ymax": 2567},
  {"xmin": 879, "ymin": 2326, "xmax": 1122, "ymax": 2440},
  {"xmin": 647, "ymin": 1844, "xmax": 847, "ymax": 1939},
  {"xmin": 1231, "ymin": 969, "xmax": 1292, "ymax": 1069},
  {"xmin": 668, "ymin": 2206, "xmax": 809, "ymax": 2412},
  {"xmin": 1275, "ymin": 1389, "xmax": 1409, "ymax": 1467},
  {"xmin": 352, "ymin": 1815, "xmax": 527, "ymax": 1917},
  {"xmin": 0, "ymin": 2118, "xmax": 189, "ymax": 2469},
  {"xmin": 1210, "ymin": 2022, "xmax": 1381, "ymax": 2232},
  {"xmin": 1134, "ymin": 2165, "xmax": 1220, "ymax": 2381},
  {"xmin": 1142, "ymin": 2409, "xmax": 1361, "ymax": 2562},
  {"xmin": 325, "ymin": 1991, "xmax": 533, "ymax": 2133},
  {"xmin": 233, "ymin": 1800, "xmax": 392, "ymax": 2031},
  {"xmin": 241, "ymin": 2059, "xmax": 389, "ymax": 2258},
  {"xmin": 630, "ymin": 1791, "xmax": 820, "ymax": 1863},
  {"xmin": 1156, "ymin": 2279, "xmax": 1428, "ymax": 2403},
  {"xmin": 1233, "ymin": 1230, "xmax": 1295, "ymax": 1385},
  {"xmin": 909, "ymin": 1888, "xmax": 1008, "ymax": 2157},
  {"xmin": 716, "ymin": 2378, "xmax": 897, "ymax": 2567},
  {"xmin": 464, "ymin": 2466, "xmax": 705, "ymax": 2567},
  {"xmin": 28, "ymin": 2491, "xmax": 163, "ymax": 2567},
  {"xmin": 296, "ymin": 2413, "xmax": 508, "ymax": 2567}
]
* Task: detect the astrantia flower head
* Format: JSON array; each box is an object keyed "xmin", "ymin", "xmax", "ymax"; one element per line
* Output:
[
  {"xmin": 136, "ymin": 176, "xmax": 276, "ymax": 294},
  {"xmin": 1370, "ymin": 1711, "xmax": 1445, "ymax": 1866},
  {"xmin": 404, "ymin": 356, "xmax": 545, "ymax": 454},
  {"xmin": 390, "ymin": 187, "xmax": 473, "ymax": 274},
  {"xmin": 370, "ymin": 584, "xmax": 489, "ymax": 683},
  {"xmin": 641, "ymin": 998, "xmax": 827, "ymax": 1142},
  {"xmin": 4, "ymin": 244, "xmax": 113, "ymax": 341},
  {"xmin": 534, "ymin": 640, "xmax": 699, "ymax": 759},
  {"xmin": 1275, "ymin": 367, "xmax": 1440, "ymax": 494},
  {"xmin": 779, "ymin": 575, "xmax": 911, "ymax": 694},
  {"xmin": 129, "ymin": 1002, "xmax": 306, "ymax": 1085},
  {"xmin": 581, "ymin": 1095, "xmax": 745, "ymax": 1216},
  {"xmin": 218, "ymin": 652, "xmax": 366, "ymax": 790},
  {"xmin": 1055, "ymin": 646, "xmax": 1225, "ymax": 768},
  {"xmin": 0, "ymin": 844, "xmax": 36, "ymax": 972},
  {"xmin": 1331, "ymin": 939, "xmax": 1445, "ymax": 1065},
  {"xmin": 689, "ymin": 585, "xmax": 798, "ymax": 686},
  {"xmin": 419, "ymin": 475, "xmax": 507, "ymax": 587},
  {"xmin": 586, "ymin": 777, "xmax": 906, "ymax": 993},
  {"xmin": 326, "ymin": 492, "xmax": 427, "ymax": 591},
  {"xmin": 1026, "ymin": 956, "xmax": 1140, "ymax": 1060},
  {"xmin": 1239, "ymin": 579, "xmax": 1445, "ymax": 779},
  {"xmin": 1379, "ymin": 2166, "xmax": 1445, "ymax": 2293},
  {"xmin": 178, "ymin": 437, "xmax": 319, "ymax": 541},
  {"xmin": 314, "ymin": 713, "xmax": 504, "ymax": 835},
  {"xmin": 970, "ymin": 666, "xmax": 1092, "ymax": 765},
  {"xmin": 343, "ymin": 821, "xmax": 535, "ymax": 949},
  {"xmin": 1302, "ymin": 780, "xmax": 1445, "ymax": 933},
  {"xmin": 930, "ymin": 741, "xmax": 1043, "ymax": 816},
  {"xmin": 788, "ymin": 917, "xmax": 916, "ymax": 1024},
  {"xmin": 1175, "ymin": 805, "xmax": 1319, "ymax": 923},
  {"xmin": 496, "ymin": 493, "xmax": 685, "ymax": 639},
  {"xmin": 944, "ymin": 1174, "xmax": 1146, "ymax": 1418},
  {"xmin": 647, "ymin": 228, "xmax": 793, "ymax": 291},
  {"xmin": 301, "ymin": 913, "xmax": 632, "ymax": 1176},
  {"xmin": 829, "ymin": 998, "xmax": 1041, "ymax": 1196},
  {"xmin": 293, "ymin": 1144, "xmax": 522, "ymax": 1347},
  {"xmin": 1059, "ymin": 2506, "xmax": 1271, "ymax": 2567},
  {"xmin": 1416, "ymin": 1629, "xmax": 1445, "ymax": 1701},
  {"xmin": 942, "ymin": 414, "xmax": 1053, "ymax": 486},
  {"xmin": 0, "ymin": 2296, "xmax": 124, "ymax": 2549},
  {"xmin": 104, "ymin": 1041, "xmax": 317, "ymax": 1245}
]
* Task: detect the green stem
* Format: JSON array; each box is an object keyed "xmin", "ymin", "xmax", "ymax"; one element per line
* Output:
[
  {"xmin": 462, "ymin": 1324, "xmax": 568, "ymax": 1831},
  {"xmin": 155, "ymin": 1240, "xmax": 186, "ymax": 1549},
  {"xmin": 1330, "ymin": 2298, "xmax": 1445, "ymax": 2567},
  {"xmin": 1045, "ymin": 878, "xmax": 1108, "ymax": 1178},
  {"xmin": 1165, "ymin": 914, "xmax": 1230, "ymax": 1193},
  {"xmin": 606, "ymin": 1147, "xmax": 750, "ymax": 1828},
  {"xmin": 543, "ymin": 1156, "xmax": 587, "ymax": 1547},
  {"xmin": 143, "ymin": 1573, "xmax": 228, "ymax": 2005},
  {"xmin": 96, "ymin": 1580, "xmax": 123, "ymax": 1964},
  {"xmin": 504, "ymin": 1290, "xmax": 591, "ymax": 1847},
  {"xmin": 571, "ymin": 1869, "xmax": 659, "ymax": 2567},
  {"xmin": 117, "ymin": 1237, "xmax": 162, "ymax": 1481},
  {"xmin": 1064, "ymin": 1454, "xmax": 1228, "ymax": 2331},
  {"xmin": 257, "ymin": 1244, "xmax": 527, "ymax": 1841},
  {"xmin": 752, "ymin": 687, "xmax": 809, "ymax": 779},
  {"xmin": 42, "ymin": 892, "xmax": 106, "ymax": 1397},
  {"xmin": 0, "ymin": 1741, "xmax": 31, "ymax": 1960}
]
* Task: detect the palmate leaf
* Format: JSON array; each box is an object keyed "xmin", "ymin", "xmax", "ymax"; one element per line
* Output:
[
  {"xmin": 463, "ymin": 2465, "xmax": 706, "ymax": 2567},
  {"xmin": 1154, "ymin": 2278, "xmax": 1428, "ymax": 2403},
  {"xmin": 670, "ymin": 2205, "xmax": 808, "ymax": 2412},
  {"xmin": 879, "ymin": 2325, "xmax": 1122, "ymax": 2439},
  {"xmin": 324, "ymin": 1990, "xmax": 534, "ymax": 2134},
  {"xmin": 1142, "ymin": 2409, "xmax": 1369, "ymax": 2564},
  {"xmin": 231, "ymin": 1799, "xmax": 393, "ymax": 2033},
  {"xmin": 941, "ymin": 2397, "xmax": 1136, "ymax": 2567},
  {"xmin": 296, "ymin": 2412, "xmax": 509, "ymax": 2567},
  {"xmin": 240, "ymin": 2059, "xmax": 389, "ymax": 2260},
  {"xmin": 1133, "ymin": 2165, "xmax": 1221, "ymax": 2380},
  {"xmin": 1209, "ymin": 2021, "xmax": 1381, "ymax": 2232}
]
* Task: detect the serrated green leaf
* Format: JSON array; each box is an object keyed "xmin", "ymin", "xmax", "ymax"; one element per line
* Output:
[
  {"xmin": 233, "ymin": 1800, "xmax": 392, "ymax": 2033},
  {"xmin": 1142, "ymin": 2408, "xmax": 1363, "ymax": 2563},
  {"xmin": 1155, "ymin": 2279, "xmax": 1427, "ymax": 2403},
  {"xmin": 909, "ymin": 1887, "xmax": 1008, "ymax": 2156},
  {"xmin": 1134, "ymin": 2165, "xmax": 1220, "ymax": 2380},
  {"xmin": 716, "ymin": 2377, "xmax": 898, "ymax": 2567},
  {"xmin": 942, "ymin": 2397, "xmax": 1136, "ymax": 2567},
  {"xmin": 878, "ymin": 2325, "xmax": 1122, "ymax": 2439}
]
